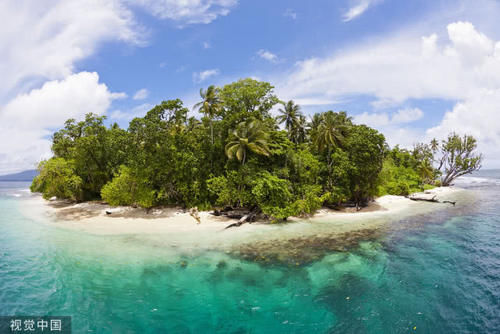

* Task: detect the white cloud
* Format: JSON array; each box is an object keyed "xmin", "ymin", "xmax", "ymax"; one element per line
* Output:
[
  {"xmin": 133, "ymin": 88, "xmax": 149, "ymax": 100},
  {"xmin": 284, "ymin": 8, "xmax": 297, "ymax": 20},
  {"xmin": 355, "ymin": 108, "xmax": 423, "ymax": 127},
  {"xmin": 203, "ymin": 41, "xmax": 211, "ymax": 49},
  {"xmin": 0, "ymin": 0, "xmax": 142, "ymax": 173},
  {"xmin": 110, "ymin": 103, "xmax": 154, "ymax": 121},
  {"xmin": 426, "ymin": 89, "xmax": 500, "ymax": 167},
  {"xmin": 0, "ymin": 72, "xmax": 124, "ymax": 174},
  {"xmin": 130, "ymin": 0, "xmax": 237, "ymax": 26},
  {"xmin": 354, "ymin": 108, "xmax": 425, "ymax": 150},
  {"xmin": 392, "ymin": 108, "xmax": 424, "ymax": 124},
  {"xmin": 0, "ymin": 0, "xmax": 142, "ymax": 103},
  {"xmin": 0, "ymin": 0, "xmax": 240, "ymax": 173},
  {"xmin": 343, "ymin": 0, "xmax": 380, "ymax": 22},
  {"xmin": 275, "ymin": 19, "xmax": 500, "ymax": 164},
  {"xmin": 280, "ymin": 21, "xmax": 500, "ymax": 105},
  {"xmin": 193, "ymin": 69, "xmax": 220, "ymax": 83},
  {"xmin": 257, "ymin": 49, "xmax": 278, "ymax": 63}
]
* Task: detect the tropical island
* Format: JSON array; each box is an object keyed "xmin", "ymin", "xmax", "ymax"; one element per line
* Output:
[{"xmin": 30, "ymin": 78, "xmax": 482, "ymax": 226}]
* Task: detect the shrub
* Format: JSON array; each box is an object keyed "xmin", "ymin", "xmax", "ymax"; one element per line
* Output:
[{"xmin": 101, "ymin": 166, "xmax": 156, "ymax": 208}]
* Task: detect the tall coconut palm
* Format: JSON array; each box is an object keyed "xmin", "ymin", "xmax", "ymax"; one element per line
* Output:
[
  {"xmin": 293, "ymin": 115, "xmax": 308, "ymax": 144},
  {"xmin": 277, "ymin": 100, "xmax": 302, "ymax": 143},
  {"xmin": 225, "ymin": 120, "xmax": 271, "ymax": 165},
  {"xmin": 314, "ymin": 111, "xmax": 348, "ymax": 152},
  {"xmin": 313, "ymin": 111, "xmax": 352, "ymax": 190},
  {"xmin": 193, "ymin": 85, "xmax": 221, "ymax": 144}
]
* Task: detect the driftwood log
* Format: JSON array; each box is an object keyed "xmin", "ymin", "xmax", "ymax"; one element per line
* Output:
[
  {"xmin": 406, "ymin": 194, "xmax": 456, "ymax": 206},
  {"xmin": 224, "ymin": 208, "xmax": 261, "ymax": 229}
]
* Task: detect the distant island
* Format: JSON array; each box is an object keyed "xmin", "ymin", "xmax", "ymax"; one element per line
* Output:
[
  {"xmin": 0, "ymin": 169, "xmax": 38, "ymax": 182},
  {"xmin": 30, "ymin": 78, "xmax": 482, "ymax": 223}
]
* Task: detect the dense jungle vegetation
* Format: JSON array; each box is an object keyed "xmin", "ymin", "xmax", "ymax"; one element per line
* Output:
[{"xmin": 31, "ymin": 79, "xmax": 482, "ymax": 220}]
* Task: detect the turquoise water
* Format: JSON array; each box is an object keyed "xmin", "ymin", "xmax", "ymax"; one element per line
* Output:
[{"xmin": 1, "ymin": 175, "xmax": 499, "ymax": 333}]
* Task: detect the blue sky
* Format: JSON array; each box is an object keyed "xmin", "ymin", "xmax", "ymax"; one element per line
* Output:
[{"xmin": 1, "ymin": 0, "xmax": 500, "ymax": 173}]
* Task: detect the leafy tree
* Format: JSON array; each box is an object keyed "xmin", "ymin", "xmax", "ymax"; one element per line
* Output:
[
  {"xmin": 51, "ymin": 114, "xmax": 128, "ymax": 199},
  {"xmin": 437, "ymin": 133, "xmax": 482, "ymax": 186},
  {"xmin": 219, "ymin": 78, "xmax": 279, "ymax": 127},
  {"xmin": 343, "ymin": 125, "xmax": 385, "ymax": 208},
  {"xmin": 225, "ymin": 120, "xmax": 271, "ymax": 165},
  {"xmin": 30, "ymin": 158, "xmax": 82, "ymax": 201}
]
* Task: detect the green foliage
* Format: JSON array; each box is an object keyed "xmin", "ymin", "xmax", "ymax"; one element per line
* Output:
[
  {"xmin": 51, "ymin": 114, "xmax": 128, "ymax": 199},
  {"xmin": 31, "ymin": 78, "xmax": 482, "ymax": 220},
  {"xmin": 252, "ymin": 172, "xmax": 293, "ymax": 210},
  {"xmin": 207, "ymin": 169, "xmax": 254, "ymax": 207},
  {"xmin": 219, "ymin": 78, "xmax": 279, "ymax": 124},
  {"xmin": 30, "ymin": 158, "xmax": 82, "ymax": 201},
  {"xmin": 378, "ymin": 159, "xmax": 421, "ymax": 196},
  {"xmin": 101, "ymin": 166, "xmax": 156, "ymax": 208},
  {"xmin": 276, "ymin": 100, "xmax": 304, "ymax": 144},
  {"xmin": 225, "ymin": 119, "xmax": 271, "ymax": 164},
  {"xmin": 438, "ymin": 133, "xmax": 482, "ymax": 186},
  {"xmin": 343, "ymin": 125, "xmax": 385, "ymax": 206}
]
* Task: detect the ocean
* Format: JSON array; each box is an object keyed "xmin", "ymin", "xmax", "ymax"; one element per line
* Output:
[{"xmin": 0, "ymin": 172, "xmax": 499, "ymax": 333}]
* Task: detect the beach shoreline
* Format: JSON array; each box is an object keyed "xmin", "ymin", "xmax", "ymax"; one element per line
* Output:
[{"xmin": 24, "ymin": 186, "xmax": 464, "ymax": 231}]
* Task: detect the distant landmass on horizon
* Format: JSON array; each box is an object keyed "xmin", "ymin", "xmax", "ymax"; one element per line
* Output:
[{"xmin": 0, "ymin": 169, "xmax": 38, "ymax": 181}]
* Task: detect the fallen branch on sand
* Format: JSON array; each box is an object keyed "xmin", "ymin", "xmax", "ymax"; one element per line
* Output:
[
  {"xmin": 406, "ymin": 194, "xmax": 456, "ymax": 206},
  {"xmin": 224, "ymin": 208, "xmax": 261, "ymax": 229}
]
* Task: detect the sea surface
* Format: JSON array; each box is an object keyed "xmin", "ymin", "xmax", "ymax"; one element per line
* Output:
[{"xmin": 0, "ymin": 172, "xmax": 499, "ymax": 333}]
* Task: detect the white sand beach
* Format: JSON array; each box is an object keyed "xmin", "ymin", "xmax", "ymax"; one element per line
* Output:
[{"xmin": 22, "ymin": 186, "xmax": 471, "ymax": 259}]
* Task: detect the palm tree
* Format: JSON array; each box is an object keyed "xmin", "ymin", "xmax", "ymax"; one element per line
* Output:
[
  {"xmin": 277, "ymin": 100, "xmax": 302, "ymax": 143},
  {"xmin": 314, "ymin": 111, "xmax": 349, "ymax": 152},
  {"xmin": 293, "ymin": 115, "xmax": 307, "ymax": 144},
  {"xmin": 193, "ymin": 85, "xmax": 221, "ymax": 145},
  {"xmin": 225, "ymin": 120, "xmax": 271, "ymax": 165},
  {"xmin": 313, "ymin": 111, "xmax": 352, "ymax": 190},
  {"xmin": 418, "ymin": 158, "xmax": 434, "ymax": 185},
  {"xmin": 430, "ymin": 138, "xmax": 439, "ymax": 152}
]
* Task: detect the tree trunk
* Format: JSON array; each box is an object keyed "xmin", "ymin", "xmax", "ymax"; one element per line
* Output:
[{"xmin": 225, "ymin": 208, "xmax": 260, "ymax": 229}]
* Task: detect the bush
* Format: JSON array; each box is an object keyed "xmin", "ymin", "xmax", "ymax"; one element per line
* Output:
[
  {"xmin": 378, "ymin": 159, "xmax": 422, "ymax": 196},
  {"xmin": 101, "ymin": 166, "xmax": 156, "ymax": 208}
]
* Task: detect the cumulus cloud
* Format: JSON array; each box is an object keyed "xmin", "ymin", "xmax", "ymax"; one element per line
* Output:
[
  {"xmin": 281, "ymin": 21, "xmax": 500, "ymax": 106},
  {"xmin": 193, "ymin": 69, "xmax": 220, "ymax": 83},
  {"xmin": 0, "ymin": 0, "xmax": 142, "ymax": 103},
  {"xmin": 0, "ymin": 72, "xmax": 124, "ymax": 173},
  {"xmin": 343, "ymin": 0, "xmax": 381, "ymax": 22},
  {"xmin": 276, "ymin": 20, "xmax": 500, "ymax": 164},
  {"xmin": 257, "ymin": 49, "xmax": 278, "ymax": 63},
  {"xmin": 0, "ymin": 0, "xmax": 142, "ymax": 173},
  {"xmin": 130, "ymin": 0, "xmax": 237, "ymax": 26},
  {"xmin": 0, "ymin": 0, "xmax": 241, "ymax": 173},
  {"xmin": 355, "ymin": 108, "xmax": 424, "ymax": 127},
  {"xmin": 133, "ymin": 88, "xmax": 149, "ymax": 100},
  {"xmin": 426, "ymin": 89, "xmax": 500, "ymax": 166}
]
